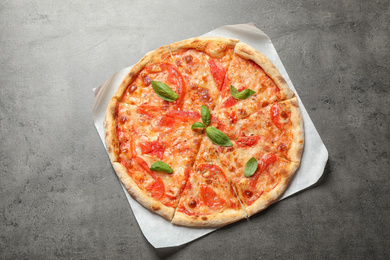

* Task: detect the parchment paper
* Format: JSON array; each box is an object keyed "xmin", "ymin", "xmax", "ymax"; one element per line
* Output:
[{"xmin": 92, "ymin": 23, "xmax": 328, "ymax": 249}]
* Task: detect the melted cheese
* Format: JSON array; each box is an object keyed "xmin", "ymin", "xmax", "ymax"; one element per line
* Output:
[
  {"xmin": 176, "ymin": 137, "xmax": 241, "ymax": 216},
  {"xmin": 116, "ymin": 102, "xmax": 203, "ymax": 207},
  {"xmin": 214, "ymin": 53, "xmax": 282, "ymax": 120}
]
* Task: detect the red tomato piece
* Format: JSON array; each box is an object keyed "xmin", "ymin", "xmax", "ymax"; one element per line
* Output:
[
  {"xmin": 139, "ymin": 141, "xmax": 165, "ymax": 159},
  {"xmin": 159, "ymin": 115, "xmax": 175, "ymax": 127},
  {"xmin": 146, "ymin": 177, "xmax": 165, "ymax": 200},
  {"xmin": 166, "ymin": 110, "xmax": 200, "ymax": 122},
  {"xmin": 159, "ymin": 110, "xmax": 200, "ymax": 127},
  {"xmin": 208, "ymin": 59, "xmax": 226, "ymax": 90},
  {"xmin": 200, "ymin": 185, "xmax": 226, "ymax": 209},
  {"xmin": 223, "ymin": 110, "xmax": 237, "ymax": 124},
  {"xmin": 250, "ymin": 153, "xmax": 278, "ymax": 189},
  {"xmin": 136, "ymin": 105, "xmax": 161, "ymax": 117},
  {"xmin": 259, "ymin": 153, "xmax": 278, "ymax": 172},
  {"xmin": 270, "ymin": 103, "xmax": 282, "ymax": 129},
  {"xmin": 133, "ymin": 156, "xmax": 157, "ymax": 179},
  {"xmin": 235, "ymin": 135, "xmax": 260, "ymax": 148},
  {"xmin": 223, "ymin": 96, "xmax": 237, "ymax": 108}
]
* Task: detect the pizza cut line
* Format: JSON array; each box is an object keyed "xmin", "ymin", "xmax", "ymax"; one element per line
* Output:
[{"xmin": 104, "ymin": 37, "xmax": 304, "ymax": 227}]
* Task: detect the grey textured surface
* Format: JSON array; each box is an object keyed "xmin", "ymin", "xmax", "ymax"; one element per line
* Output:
[{"xmin": 1, "ymin": 0, "xmax": 389, "ymax": 259}]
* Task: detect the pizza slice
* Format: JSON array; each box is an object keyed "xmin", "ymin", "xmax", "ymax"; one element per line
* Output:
[
  {"xmin": 215, "ymin": 42, "xmax": 295, "ymax": 121},
  {"xmin": 211, "ymin": 97, "xmax": 304, "ymax": 163},
  {"xmin": 222, "ymin": 151, "xmax": 299, "ymax": 217},
  {"xmin": 171, "ymin": 137, "xmax": 246, "ymax": 227},
  {"xmin": 168, "ymin": 37, "xmax": 238, "ymax": 112},
  {"xmin": 213, "ymin": 140, "xmax": 299, "ymax": 217},
  {"xmin": 104, "ymin": 98, "xmax": 203, "ymax": 220}
]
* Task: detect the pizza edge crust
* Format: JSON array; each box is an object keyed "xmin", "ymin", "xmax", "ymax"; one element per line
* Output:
[
  {"xmin": 171, "ymin": 207, "xmax": 246, "ymax": 228},
  {"xmin": 244, "ymin": 161, "xmax": 299, "ymax": 217},
  {"xmin": 279, "ymin": 97, "xmax": 305, "ymax": 163},
  {"xmin": 168, "ymin": 37, "xmax": 239, "ymax": 58},
  {"xmin": 104, "ymin": 97, "xmax": 120, "ymax": 162},
  {"xmin": 112, "ymin": 162, "xmax": 175, "ymax": 220},
  {"xmin": 234, "ymin": 42, "xmax": 295, "ymax": 100},
  {"xmin": 112, "ymin": 44, "xmax": 171, "ymax": 101}
]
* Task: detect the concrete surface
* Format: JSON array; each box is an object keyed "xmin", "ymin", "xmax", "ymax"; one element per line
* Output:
[{"xmin": 1, "ymin": 0, "xmax": 389, "ymax": 259}]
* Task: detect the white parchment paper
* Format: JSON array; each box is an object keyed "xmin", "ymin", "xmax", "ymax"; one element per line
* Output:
[{"xmin": 92, "ymin": 23, "xmax": 328, "ymax": 249}]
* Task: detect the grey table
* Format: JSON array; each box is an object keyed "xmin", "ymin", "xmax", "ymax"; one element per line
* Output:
[{"xmin": 1, "ymin": 1, "xmax": 389, "ymax": 259}]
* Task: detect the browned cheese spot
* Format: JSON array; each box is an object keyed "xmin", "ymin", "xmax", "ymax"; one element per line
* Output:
[
  {"xmin": 277, "ymin": 75, "xmax": 286, "ymax": 84},
  {"xmin": 152, "ymin": 205, "xmax": 161, "ymax": 211},
  {"xmin": 189, "ymin": 200, "xmax": 197, "ymax": 208},
  {"xmin": 281, "ymin": 111, "xmax": 289, "ymax": 119}
]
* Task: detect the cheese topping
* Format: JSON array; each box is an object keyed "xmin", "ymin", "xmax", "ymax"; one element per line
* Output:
[{"xmin": 109, "ymin": 40, "xmax": 302, "ymax": 224}]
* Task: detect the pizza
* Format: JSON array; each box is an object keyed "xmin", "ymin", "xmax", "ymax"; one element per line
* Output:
[{"xmin": 104, "ymin": 37, "xmax": 304, "ymax": 227}]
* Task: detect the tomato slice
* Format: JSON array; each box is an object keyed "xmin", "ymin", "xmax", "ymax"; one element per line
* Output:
[
  {"xmin": 223, "ymin": 96, "xmax": 237, "ymax": 108},
  {"xmin": 139, "ymin": 140, "xmax": 165, "ymax": 159},
  {"xmin": 235, "ymin": 135, "xmax": 260, "ymax": 148},
  {"xmin": 159, "ymin": 110, "xmax": 200, "ymax": 127},
  {"xmin": 137, "ymin": 105, "xmax": 162, "ymax": 117},
  {"xmin": 223, "ymin": 110, "xmax": 237, "ymax": 124},
  {"xmin": 146, "ymin": 177, "xmax": 165, "ymax": 200},
  {"xmin": 159, "ymin": 115, "xmax": 175, "ymax": 127},
  {"xmin": 200, "ymin": 184, "xmax": 226, "ymax": 209},
  {"xmin": 249, "ymin": 153, "xmax": 278, "ymax": 189},
  {"xmin": 166, "ymin": 110, "xmax": 200, "ymax": 122},
  {"xmin": 133, "ymin": 156, "xmax": 166, "ymax": 201},
  {"xmin": 270, "ymin": 103, "xmax": 282, "ymax": 129},
  {"xmin": 132, "ymin": 156, "xmax": 157, "ymax": 179},
  {"xmin": 208, "ymin": 59, "xmax": 226, "ymax": 90}
]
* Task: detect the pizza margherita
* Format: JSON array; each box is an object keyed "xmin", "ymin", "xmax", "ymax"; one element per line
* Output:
[{"xmin": 104, "ymin": 37, "xmax": 304, "ymax": 227}]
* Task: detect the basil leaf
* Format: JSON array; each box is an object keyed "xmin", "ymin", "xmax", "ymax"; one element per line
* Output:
[
  {"xmin": 151, "ymin": 81, "xmax": 179, "ymax": 101},
  {"xmin": 150, "ymin": 161, "xmax": 173, "ymax": 173},
  {"xmin": 244, "ymin": 157, "xmax": 258, "ymax": 177},
  {"xmin": 191, "ymin": 122, "xmax": 206, "ymax": 129},
  {"xmin": 206, "ymin": 126, "xmax": 233, "ymax": 146},
  {"xmin": 231, "ymin": 85, "xmax": 256, "ymax": 100},
  {"xmin": 201, "ymin": 105, "xmax": 211, "ymax": 126}
]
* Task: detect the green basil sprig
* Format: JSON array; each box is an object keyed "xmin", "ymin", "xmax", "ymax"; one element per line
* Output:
[
  {"xmin": 191, "ymin": 105, "xmax": 211, "ymax": 129},
  {"xmin": 231, "ymin": 85, "xmax": 256, "ymax": 100},
  {"xmin": 150, "ymin": 161, "xmax": 173, "ymax": 173},
  {"xmin": 201, "ymin": 105, "xmax": 211, "ymax": 126},
  {"xmin": 191, "ymin": 122, "xmax": 206, "ymax": 129},
  {"xmin": 244, "ymin": 157, "xmax": 258, "ymax": 177},
  {"xmin": 191, "ymin": 105, "xmax": 233, "ymax": 146},
  {"xmin": 206, "ymin": 127, "xmax": 233, "ymax": 147},
  {"xmin": 151, "ymin": 81, "xmax": 178, "ymax": 101}
]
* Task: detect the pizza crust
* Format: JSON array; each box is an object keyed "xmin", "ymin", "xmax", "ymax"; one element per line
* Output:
[
  {"xmin": 112, "ymin": 44, "xmax": 172, "ymax": 101},
  {"xmin": 171, "ymin": 208, "xmax": 246, "ymax": 228},
  {"xmin": 168, "ymin": 37, "xmax": 239, "ymax": 58},
  {"xmin": 244, "ymin": 161, "xmax": 299, "ymax": 217},
  {"xmin": 112, "ymin": 162, "xmax": 175, "ymax": 220},
  {"xmin": 280, "ymin": 97, "xmax": 305, "ymax": 163},
  {"xmin": 234, "ymin": 42, "xmax": 295, "ymax": 100},
  {"xmin": 104, "ymin": 97, "xmax": 120, "ymax": 163}
]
